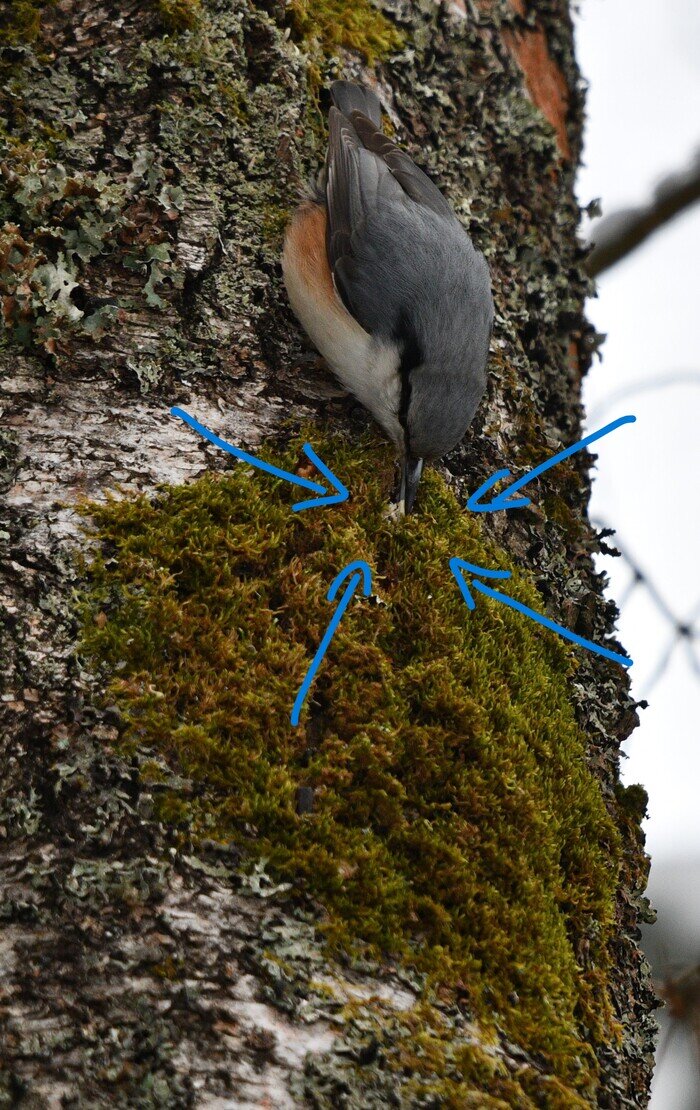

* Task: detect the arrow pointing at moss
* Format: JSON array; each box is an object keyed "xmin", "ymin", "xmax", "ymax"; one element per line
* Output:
[
  {"xmin": 449, "ymin": 557, "xmax": 633, "ymax": 667},
  {"xmin": 291, "ymin": 560, "xmax": 372, "ymax": 727},
  {"xmin": 170, "ymin": 407, "xmax": 349, "ymax": 512},
  {"xmin": 466, "ymin": 414, "xmax": 636, "ymax": 513}
]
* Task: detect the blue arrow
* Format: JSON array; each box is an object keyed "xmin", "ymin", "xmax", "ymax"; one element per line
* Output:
[
  {"xmin": 467, "ymin": 414, "xmax": 636, "ymax": 513},
  {"xmin": 450, "ymin": 557, "xmax": 632, "ymax": 667},
  {"xmin": 291, "ymin": 560, "xmax": 372, "ymax": 727},
  {"xmin": 171, "ymin": 407, "xmax": 349, "ymax": 512}
]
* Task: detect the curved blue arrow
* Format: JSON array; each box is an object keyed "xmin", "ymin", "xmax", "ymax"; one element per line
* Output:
[
  {"xmin": 450, "ymin": 557, "xmax": 512, "ymax": 610},
  {"xmin": 291, "ymin": 560, "xmax": 372, "ymax": 727},
  {"xmin": 171, "ymin": 407, "xmax": 349, "ymax": 512},
  {"xmin": 467, "ymin": 414, "xmax": 636, "ymax": 513},
  {"xmin": 449, "ymin": 557, "xmax": 632, "ymax": 667}
]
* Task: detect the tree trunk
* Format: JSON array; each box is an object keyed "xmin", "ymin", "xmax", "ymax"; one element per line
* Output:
[{"xmin": 0, "ymin": 0, "xmax": 657, "ymax": 1106}]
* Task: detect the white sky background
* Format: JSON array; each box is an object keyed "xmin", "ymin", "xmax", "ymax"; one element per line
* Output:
[{"xmin": 575, "ymin": 1, "xmax": 700, "ymax": 1105}]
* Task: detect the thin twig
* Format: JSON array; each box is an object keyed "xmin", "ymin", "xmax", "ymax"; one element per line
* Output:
[
  {"xmin": 586, "ymin": 371, "xmax": 700, "ymax": 426},
  {"xmin": 593, "ymin": 520, "xmax": 700, "ymax": 697}
]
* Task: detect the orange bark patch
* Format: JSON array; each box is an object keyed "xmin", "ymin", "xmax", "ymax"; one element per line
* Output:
[{"xmin": 502, "ymin": 0, "xmax": 571, "ymax": 160}]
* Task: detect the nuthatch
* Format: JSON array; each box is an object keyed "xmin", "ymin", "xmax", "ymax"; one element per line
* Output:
[{"xmin": 282, "ymin": 80, "xmax": 494, "ymax": 513}]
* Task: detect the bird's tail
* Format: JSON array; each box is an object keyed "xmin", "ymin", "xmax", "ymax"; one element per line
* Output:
[{"xmin": 330, "ymin": 80, "xmax": 382, "ymax": 127}]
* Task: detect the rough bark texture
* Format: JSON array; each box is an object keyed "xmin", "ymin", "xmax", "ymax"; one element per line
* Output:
[{"xmin": 0, "ymin": 0, "xmax": 657, "ymax": 1106}]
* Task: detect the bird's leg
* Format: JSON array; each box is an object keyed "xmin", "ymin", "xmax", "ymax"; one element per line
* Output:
[
  {"xmin": 400, "ymin": 455, "xmax": 424, "ymax": 515},
  {"xmin": 386, "ymin": 460, "xmax": 407, "ymax": 519},
  {"xmin": 387, "ymin": 454, "xmax": 424, "ymax": 518}
]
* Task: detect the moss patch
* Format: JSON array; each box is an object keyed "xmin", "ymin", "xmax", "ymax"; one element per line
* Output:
[
  {"xmin": 79, "ymin": 431, "xmax": 621, "ymax": 1102},
  {"xmin": 154, "ymin": 0, "xmax": 202, "ymax": 34},
  {"xmin": 287, "ymin": 0, "xmax": 405, "ymax": 65},
  {"xmin": 0, "ymin": 0, "xmax": 50, "ymax": 48}
]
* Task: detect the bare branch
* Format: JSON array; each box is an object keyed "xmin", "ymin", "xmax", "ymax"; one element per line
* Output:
[{"xmin": 586, "ymin": 149, "xmax": 700, "ymax": 276}]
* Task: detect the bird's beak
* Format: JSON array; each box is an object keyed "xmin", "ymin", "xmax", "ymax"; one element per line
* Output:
[{"xmin": 399, "ymin": 455, "xmax": 424, "ymax": 515}]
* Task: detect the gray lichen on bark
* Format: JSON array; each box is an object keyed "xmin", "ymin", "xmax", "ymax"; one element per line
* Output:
[{"xmin": 0, "ymin": 0, "xmax": 657, "ymax": 1105}]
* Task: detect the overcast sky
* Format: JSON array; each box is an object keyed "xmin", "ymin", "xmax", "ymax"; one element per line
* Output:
[
  {"xmin": 575, "ymin": 1, "xmax": 700, "ymax": 1104},
  {"xmin": 576, "ymin": 0, "xmax": 700, "ymax": 859}
]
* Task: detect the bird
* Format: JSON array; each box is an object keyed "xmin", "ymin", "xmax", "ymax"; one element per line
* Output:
[{"xmin": 281, "ymin": 79, "xmax": 494, "ymax": 514}]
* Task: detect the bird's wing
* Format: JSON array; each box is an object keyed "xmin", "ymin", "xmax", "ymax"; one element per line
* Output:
[
  {"xmin": 349, "ymin": 112, "xmax": 457, "ymax": 223},
  {"xmin": 329, "ymin": 80, "xmax": 382, "ymax": 127},
  {"xmin": 324, "ymin": 102, "xmax": 463, "ymax": 334},
  {"xmin": 324, "ymin": 107, "xmax": 367, "ymax": 288}
]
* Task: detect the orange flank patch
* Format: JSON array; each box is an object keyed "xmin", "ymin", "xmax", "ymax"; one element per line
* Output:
[{"xmin": 283, "ymin": 201, "xmax": 341, "ymax": 312}]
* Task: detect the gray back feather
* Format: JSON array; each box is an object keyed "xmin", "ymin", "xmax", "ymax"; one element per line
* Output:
[
  {"xmin": 329, "ymin": 80, "xmax": 382, "ymax": 126},
  {"xmin": 324, "ymin": 81, "xmax": 493, "ymax": 459}
]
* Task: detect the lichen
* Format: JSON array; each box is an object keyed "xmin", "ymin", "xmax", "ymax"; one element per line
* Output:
[
  {"xmin": 0, "ymin": 0, "xmax": 405, "ymax": 372},
  {"xmin": 0, "ymin": 166, "xmax": 127, "ymax": 349},
  {"xmin": 79, "ymin": 430, "xmax": 622, "ymax": 1102},
  {"xmin": 0, "ymin": 113, "xmax": 182, "ymax": 353},
  {"xmin": 0, "ymin": 0, "xmax": 205, "ymax": 357}
]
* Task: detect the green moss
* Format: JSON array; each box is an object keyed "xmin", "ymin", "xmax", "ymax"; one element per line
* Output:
[
  {"xmin": 543, "ymin": 459, "xmax": 586, "ymax": 538},
  {"xmin": 79, "ymin": 431, "xmax": 621, "ymax": 1102},
  {"xmin": 614, "ymin": 782, "xmax": 648, "ymax": 825},
  {"xmin": 375, "ymin": 1011, "xmax": 591, "ymax": 1108},
  {"xmin": 260, "ymin": 202, "xmax": 292, "ymax": 248},
  {"xmin": 0, "ymin": 0, "xmax": 50, "ymax": 47},
  {"xmin": 152, "ymin": 791, "xmax": 192, "ymax": 826},
  {"xmin": 217, "ymin": 81, "xmax": 249, "ymax": 122},
  {"xmin": 150, "ymin": 955, "xmax": 185, "ymax": 980},
  {"xmin": 287, "ymin": 0, "xmax": 405, "ymax": 64},
  {"xmin": 155, "ymin": 0, "xmax": 201, "ymax": 34}
]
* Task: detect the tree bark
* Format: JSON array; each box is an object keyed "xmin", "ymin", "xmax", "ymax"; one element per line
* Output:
[{"xmin": 0, "ymin": 0, "xmax": 657, "ymax": 1106}]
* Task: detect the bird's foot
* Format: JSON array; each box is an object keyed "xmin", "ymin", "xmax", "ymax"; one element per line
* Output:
[{"xmin": 384, "ymin": 498, "xmax": 406, "ymax": 522}]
